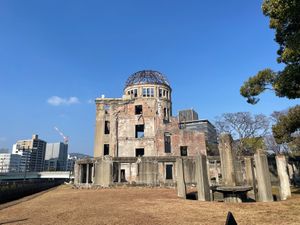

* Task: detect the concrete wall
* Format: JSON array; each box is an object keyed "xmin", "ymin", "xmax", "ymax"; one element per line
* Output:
[{"xmin": 0, "ymin": 179, "xmax": 64, "ymax": 204}]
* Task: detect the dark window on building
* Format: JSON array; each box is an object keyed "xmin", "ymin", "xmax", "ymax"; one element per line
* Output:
[
  {"xmin": 135, "ymin": 125, "xmax": 144, "ymax": 138},
  {"xmin": 180, "ymin": 146, "xmax": 188, "ymax": 156},
  {"xmin": 150, "ymin": 88, "xmax": 154, "ymax": 97},
  {"xmin": 133, "ymin": 89, "xmax": 138, "ymax": 97},
  {"xmin": 104, "ymin": 105, "xmax": 110, "ymax": 114},
  {"xmin": 166, "ymin": 165, "xmax": 173, "ymax": 180},
  {"xmin": 135, "ymin": 105, "xmax": 143, "ymax": 115},
  {"xmin": 104, "ymin": 144, "xmax": 109, "ymax": 155},
  {"xmin": 164, "ymin": 133, "xmax": 171, "ymax": 153},
  {"xmin": 159, "ymin": 89, "xmax": 162, "ymax": 98},
  {"xmin": 136, "ymin": 148, "xmax": 144, "ymax": 157},
  {"xmin": 142, "ymin": 88, "xmax": 147, "ymax": 97},
  {"xmin": 104, "ymin": 121, "xmax": 110, "ymax": 134}
]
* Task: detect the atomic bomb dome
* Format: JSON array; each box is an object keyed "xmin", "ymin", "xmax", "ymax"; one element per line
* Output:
[{"xmin": 124, "ymin": 70, "xmax": 170, "ymax": 89}]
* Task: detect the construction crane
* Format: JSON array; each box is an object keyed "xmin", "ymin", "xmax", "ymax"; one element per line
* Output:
[{"xmin": 54, "ymin": 126, "xmax": 69, "ymax": 144}]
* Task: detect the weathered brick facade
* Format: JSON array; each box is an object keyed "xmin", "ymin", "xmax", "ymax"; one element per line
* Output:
[{"xmin": 94, "ymin": 70, "xmax": 207, "ymax": 158}]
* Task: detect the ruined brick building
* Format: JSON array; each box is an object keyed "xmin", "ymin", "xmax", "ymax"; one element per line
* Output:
[{"xmin": 75, "ymin": 70, "xmax": 217, "ymax": 186}]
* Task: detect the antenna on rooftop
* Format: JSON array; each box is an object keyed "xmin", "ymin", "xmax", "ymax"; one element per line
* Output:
[{"xmin": 54, "ymin": 126, "xmax": 69, "ymax": 144}]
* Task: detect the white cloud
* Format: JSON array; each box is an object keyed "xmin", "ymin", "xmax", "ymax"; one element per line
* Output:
[
  {"xmin": 47, "ymin": 96, "xmax": 80, "ymax": 106},
  {"xmin": 87, "ymin": 99, "xmax": 93, "ymax": 104}
]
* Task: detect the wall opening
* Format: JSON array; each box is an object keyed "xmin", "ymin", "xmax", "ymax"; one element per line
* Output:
[
  {"xmin": 135, "ymin": 105, "xmax": 143, "ymax": 115},
  {"xmin": 164, "ymin": 133, "xmax": 171, "ymax": 153},
  {"xmin": 135, "ymin": 125, "xmax": 144, "ymax": 138},
  {"xmin": 135, "ymin": 148, "xmax": 144, "ymax": 157},
  {"xmin": 121, "ymin": 169, "xmax": 126, "ymax": 182},
  {"xmin": 104, "ymin": 144, "xmax": 109, "ymax": 155},
  {"xmin": 166, "ymin": 164, "xmax": 173, "ymax": 180},
  {"xmin": 104, "ymin": 105, "xmax": 110, "ymax": 114},
  {"xmin": 180, "ymin": 146, "xmax": 188, "ymax": 156},
  {"xmin": 104, "ymin": 121, "xmax": 110, "ymax": 134}
]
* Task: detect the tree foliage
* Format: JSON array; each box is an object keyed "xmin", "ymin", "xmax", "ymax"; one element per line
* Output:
[
  {"xmin": 240, "ymin": 0, "xmax": 300, "ymax": 104},
  {"xmin": 214, "ymin": 112, "xmax": 270, "ymax": 155},
  {"xmin": 272, "ymin": 105, "xmax": 300, "ymax": 144}
]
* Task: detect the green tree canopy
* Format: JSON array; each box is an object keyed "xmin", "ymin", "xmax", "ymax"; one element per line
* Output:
[
  {"xmin": 240, "ymin": 0, "xmax": 300, "ymax": 104},
  {"xmin": 272, "ymin": 105, "xmax": 300, "ymax": 144}
]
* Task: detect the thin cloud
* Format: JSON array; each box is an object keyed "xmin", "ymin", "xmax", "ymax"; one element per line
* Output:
[
  {"xmin": 47, "ymin": 96, "xmax": 80, "ymax": 106},
  {"xmin": 87, "ymin": 99, "xmax": 94, "ymax": 104}
]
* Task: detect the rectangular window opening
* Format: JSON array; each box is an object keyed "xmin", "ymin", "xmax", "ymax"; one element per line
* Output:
[
  {"xmin": 104, "ymin": 121, "xmax": 110, "ymax": 134},
  {"xmin": 142, "ymin": 88, "xmax": 147, "ymax": 97},
  {"xmin": 164, "ymin": 133, "xmax": 171, "ymax": 153},
  {"xmin": 104, "ymin": 144, "xmax": 109, "ymax": 155},
  {"xmin": 180, "ymin": 146, "xmax": 188, "ymax": 156},
  {"xmin": 150, "ymin": 88, "xmax": 154, "ymax": 97},
  {"xmin": 159, "ymin": 89, "xmax": 162, "ymax": 98},
  {"xmin": 135, "ymin": 148, "xmax": 144, "ymax": 157},
  {"xmin": 135, "ymin": 124, "xmax": 144, "ymax": 138},
  {"xmin": 166, "ymin": 165, "xmax": 173, "ymax": 180},
  {"xmin": 133, "ymin": 89, "xmax": 138, "ymax": 97},
  {"xmin": 135, "ymin": 105, "xmax": 143, "ymax": 115},
  {"xmin": 104, "ymin": 105, "xmax": 110, "ymax": 114}
]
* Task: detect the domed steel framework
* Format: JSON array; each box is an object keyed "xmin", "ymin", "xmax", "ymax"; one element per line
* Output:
[{"xmin": 125, "ymin": 70, "xmax": 170, "ymax": 89}]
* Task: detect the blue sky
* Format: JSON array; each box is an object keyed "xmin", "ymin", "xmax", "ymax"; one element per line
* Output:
[{"xmin": 0, "ymin": 0, "xmax": 299, "ymax": 155}]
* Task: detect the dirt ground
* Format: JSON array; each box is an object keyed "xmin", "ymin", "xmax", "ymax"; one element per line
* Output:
[{"xmin": 0, "ymin": 186, "xmax": 300, "ymax": 225}]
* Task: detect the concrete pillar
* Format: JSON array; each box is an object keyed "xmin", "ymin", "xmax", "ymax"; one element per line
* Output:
[
  {"xmin": 218, "ymin": 133, "xmax": 236, "ymax": 186},
  {"xmin": 129, "ymin": 163, "xmax": 132, "ymax": 184},
  {"xmin": 214, "ymin": 160, "xmax": 219, "ymax": 184},
  {"xmin": 118, "ymin": 163, "xmax": 121, "ymax": 183},
  {"xmin": 74, "ymin": 162, "xmax": 80, "ymax": 185},
  {"xmin": 176, "ymin": 158, "xmax": 186, "ymax": 199},
  {"xmin": 234, "ymin": 160, "xmax": 244, "ymax": 185},
  {"xmin": 94, "ymin": 157, "xmax": 113, "ymax": 187},
  {"xmin": 276, "ymin": 155, "xmax": 291, "ymax": 200},
  {"xmin": 254, "ymin": 151, "xmax": 273, "ymax": 202},
  {"xmin": 195, "ymin": 155, "xmax": 210, "ymax": 201},
  {"xmin": 91, "ymin": 163, "xmax": 94, "ymax": 184},
  {"xmin": 86, "ymin": 164, "xmax": 89, "ymax": 184},
  {"xmin": 94, "ymin": 104, "xmax": 105, "ymax": 157},
  {"xmin": 245, "ymin": 157, "xmax": 254, "ymax": 186},
  {"xmin": 162, "ymin": 162, "xmax": 165, "ymax": 183},
  {"xmin": 245, "ymin": 157, "xmax": 258, "ymax": 199}
]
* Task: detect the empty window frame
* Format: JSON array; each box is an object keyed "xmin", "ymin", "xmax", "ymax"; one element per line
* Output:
[
  {"xmin": 163, "ymin": 108, "xmax": 169, "ymax": 121},
  {"xmin": 135, "ymin": 148, "xmax": 144, "ymax": 157},
  {"xmin": 135, "ymin": 124, "xmax": 144, "ymax": 138},
  {"xmin": 166, "ymin": 164, "xmax": 173, "ymax": 180},
  {"xmin": 104, "ymin": 105, "xmax": 110, "ymax": 114},
  {"xmin": 135, "ymin": 105, "xmax": 143, "ymax": 115},
  {"xmin": 133, "ymin": 89, "xmax": 138, "ymax": 97},
  {"xmin": 104, "ymin": 144, "xmax": 109, "ymax": 155},
  {"xmin": 180, "ymin": 146, "xmax": 188, "ymax": 156},
  {"xmin": 150, "ymin": 88, "xmax": 154, "ymax": 97},
  {"xmin": 104, "ymin": 121, "xmax": 110, "ymax": 134},
  {"xmin": 142, "ymin": 87, "xmax": 154, "ymax": 97},
  {"xmin": 159, "ymin": 89, "xmax": 162, "ymax": 98},
  {"xmin": 164, "ymin": 133, "xmax": 171, "ymax": 153}
]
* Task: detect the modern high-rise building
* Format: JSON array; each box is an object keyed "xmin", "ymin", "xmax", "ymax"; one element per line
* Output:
[
  {"xmin": 13, "ymin": 134, "xmax": 46, "ymax": 172},
  {"xmin": 0, "ymin": 153, "xmax": 21, "ymax": 173},
  {"xmin": 44, "ymin": 142, "xmax": 68, "ymax": 171}
]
